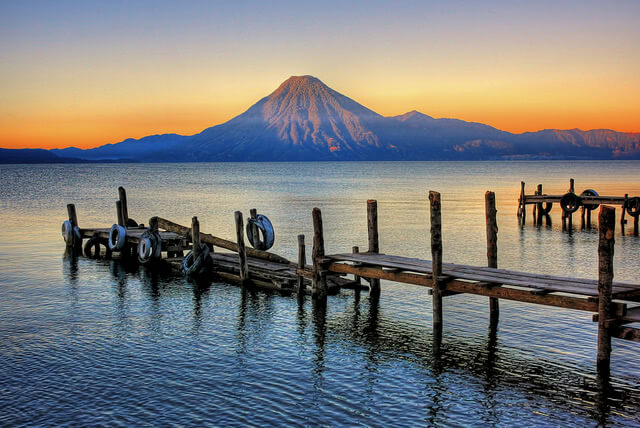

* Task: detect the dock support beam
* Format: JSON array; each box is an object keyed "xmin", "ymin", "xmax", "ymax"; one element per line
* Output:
[
  {"xmin": 297, "ymin": 234, "xmax": 306, "ymax": 295},
  {"xmin": 485, "ymin": 191, "xmax": 499, "ymax": 325},
  {"xmin": 312, "ymin": 207, "xmax": 327, "ymax": 299},
  {"xmin": 597, "ymin": 206, "xmax": 615, "ymax": 381},
  {"xmin": 429, "ymin": 191, "xmax": 443, "ymax": 346},
  {"xmin": 235, "ymin": 211, "xmax": 249, "ymax": 283},
  {"xmin": 367, "ymin": 200, "xmax": 381, "ymax": 298},
  {"xmin": 568, "ymin": 178, "xmax": 575, "ymax": 230}
]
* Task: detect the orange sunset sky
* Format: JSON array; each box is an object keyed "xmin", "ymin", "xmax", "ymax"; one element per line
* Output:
[{"xmin": 1, "ymin": 1, "xmax": 639, "ymax": 150}]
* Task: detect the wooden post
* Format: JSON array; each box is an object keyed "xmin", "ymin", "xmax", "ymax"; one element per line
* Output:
[
  {"xmin": 518, "ymin": 181, "xmax": 526, "ymax": 224},
  {"xmin": 118, "ymin": 187, "xmax": 129, "ymax": 226},
  {"xmin": 116, "ymin": 200, "xmax": 124, "ymax": 227},
  {"xmin": 367, "ymin": 199, "xmax": 381, "ymax": 297},
  {"xmin": 66, "ymin": 203, "xmax": 80, "ymax": 249},
  {"xmin": 249, "ymin": 208, "xmax": 259, "ymax": 246},
  {"xmin": 586, "ymin": 207, "xmax": 592, "ymax": 229},
  {"xmin": 191, "ymin": 216, "xmax": 201, "ymax": 260},
  {"xmin": 149, "ymin": 216, "xmax": 159, "ymax": 232},
  {"xmin": 235, "ymin": 211, "xmax": 249, "ymax": 283},
  {"xmin": 312, "ymin": 207, "xmax": 327, "ymax": 299},
  {"xmin": 352, "ymin": 246, "xmax": 361, "ymax": 286},
  {"xmin": 620, "ymin": 194, "xmax": 628, "ymax": 235},
  {"xmin": 568, "ymin": 178, "xmax": 575, "ymax": 230},
  {"xmin": 297, "ymin": 234, "xmax": 306, "ymax": 294},
  {"xmin": 429, "ymin": 191, "xmax": 443, "ymax": 337},
  {"xmin": 485, "ymin": 191, "xmax": 499, "ymax": 324},
  {"xmin": 533, "ymin": 185, "xmax": 539, "ymax": 226},
  {"xmin": 597, "ymin": 206, "xmax": 615, "ymax": 380}
]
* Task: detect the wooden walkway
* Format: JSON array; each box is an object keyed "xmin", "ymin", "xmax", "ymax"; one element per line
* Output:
[
  {"xmin": 324, "ymin": 252, "xmax": 639, "ymax": 324},
  {"xmin": 517, "ymin": 178, "xmax": 639, "ymax": 233},
  {"xmin": 61, "ymin": 185, "xmax": 640, "ymax": 379}
]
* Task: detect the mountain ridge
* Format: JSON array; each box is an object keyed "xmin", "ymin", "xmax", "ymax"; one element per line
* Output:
[{"xmin": 4, "ymin": 75, "xmax": 639, "ymax": 162}]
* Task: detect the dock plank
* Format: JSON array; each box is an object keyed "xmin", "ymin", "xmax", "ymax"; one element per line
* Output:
[{"xmin": 325, "ymin": 252, "xmax": 640, "ymax": 299}]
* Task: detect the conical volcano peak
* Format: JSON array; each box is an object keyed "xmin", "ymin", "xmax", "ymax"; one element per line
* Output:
[{"xmin": 271, "ymin": 75, "xmax": 331, "ymax": 98}]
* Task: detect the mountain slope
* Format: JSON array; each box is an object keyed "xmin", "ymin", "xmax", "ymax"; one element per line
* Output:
[{"xmin": 27, "ymin": 75, "xmax": 640, "ymax": 162}]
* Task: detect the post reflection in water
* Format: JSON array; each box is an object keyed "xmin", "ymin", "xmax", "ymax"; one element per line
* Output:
[{"xmin": 55, "ymin": 254, "xmax": 640, "ymax": 427}]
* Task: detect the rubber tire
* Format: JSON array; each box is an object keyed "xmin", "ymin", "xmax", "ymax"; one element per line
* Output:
[
  {"xmin": 560, "ymin": 192, "xmax": 581, "ymax": 214},
  {"xmin": 580, "ymin": 189, "xmax": 599, "ymax": 211}
]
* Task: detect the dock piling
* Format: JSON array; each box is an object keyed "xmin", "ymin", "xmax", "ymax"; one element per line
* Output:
[
  {"xmin": 66, "ymin": 203, "xmax": 81, "ymax": 250},
  {"xmin": 312, "ymin": 207, "xmax": 327, "ymax": 299},
  {"xmin": 429, "ymin": 191, "xmax": 443, "ymax": 341},
  {"xmin": 118, "ymin": 187, "xmax": 129, "ymax": 226},
  {"xmin": 297, "ymin": 234, "xmax": 306, "ymax": 295},
  {"xmin": 234, "ymin": 211, "xmax": 249, "ymax": 283},
  {"xmin": 485, "ymin": 191, "xmax": 499, "ymax": 325},
  {"xmin": 518, "ymin": 181, "xmax": 526, "ymax": 224},
  {"xmin": 597, "ymin": 206, "xmax": 615, "ymax": 381},
  {"xmin": 116, "ymin": 200, "xmax": 125, "ymax": 227},
  {"xmin": 192, "ymin": 216, "xmax": 201, "ymax": 261},
  {"xmin": 568, "ymin": 178, "xmax": 575, "ymax": 230},
  {"xmin": 367, "ymin": 200, "xmax": 381, "ymax": 298}
]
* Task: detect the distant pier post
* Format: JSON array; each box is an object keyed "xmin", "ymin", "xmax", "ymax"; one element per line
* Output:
[
  {"xmin": 621, "ymin": 194, "xmax": 628, "ymax": 235},
  {"xmin": 518, "ymin": 181, "xmax": 526, "ymax": 224},
  {"xmin": 485, "ymin": 191, "xmax": 499, "ymax": 325},
  {"xmin": 597, "ymin": 206, "xmax": 615, "ymax": 381},
  {"xmin": 568, "ymin": 178, "xmax": 575, "ymax": 230},
  {"xmin": 429, "ymin": 191, "xmax": 443, "ymax": 342},
  {"xmin": 367, "ymin": 200, "xmax": 381, "ymax": 298},
  {"xmin": 312, "ymin": 208, "xmax": 327, "ymax": 299}
]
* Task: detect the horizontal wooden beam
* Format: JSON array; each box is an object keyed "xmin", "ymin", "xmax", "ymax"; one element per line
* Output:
[
  {"xmin": 156, "ymin": 217, "xmax": 291, "ymax": 264},
  {"xmin": 611, "ymin": 326, "xmax": 640, "ymax": 342},
  {"xmin": 327, "ymin": 262, "xmax": 627, "ymax": 314}
]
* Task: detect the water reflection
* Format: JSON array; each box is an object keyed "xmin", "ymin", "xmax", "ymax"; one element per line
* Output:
[{"xmin": 57, "ymin": 251, "xmax": 640, "ymax": 426}]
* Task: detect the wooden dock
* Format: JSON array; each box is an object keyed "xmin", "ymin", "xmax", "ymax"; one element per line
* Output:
[
  {"xmin": 61, "ymin": 186, "xmax": 640, "ymax": 380},
  {"xmin": 517, "ymin": 178, "xmax": 640, "ymax": 234}
]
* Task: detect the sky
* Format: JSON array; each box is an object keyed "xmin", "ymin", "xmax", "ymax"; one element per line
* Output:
[{"xmin": 1, "ymin": 0, "xmax": 639, "ymax": 149}]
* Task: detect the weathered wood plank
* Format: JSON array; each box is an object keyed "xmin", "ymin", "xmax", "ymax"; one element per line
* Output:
[
  {"xmin": 327, "ymin": 262, "xmax": 628, "ymax": 314},
  {"xmin": 324, "ymin": 253, "xmax": 640, "ymax": 295},
  {"xmin": 156, "ymin": 217, "xmax": 290, "ymax": 264}
]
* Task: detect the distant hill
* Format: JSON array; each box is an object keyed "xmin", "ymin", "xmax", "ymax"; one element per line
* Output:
[{"xmin": 2, "ymin": 75, "xmax": 638, "ymax": 163}]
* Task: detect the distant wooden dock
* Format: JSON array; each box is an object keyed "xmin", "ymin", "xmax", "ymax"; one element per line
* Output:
[
  {"xmin": 62, "ymin": 186, "xmax": 640, "ymax": 381},
  {"xmin": 518, "ymin": 178, "xmax": 639, "ymax": 234}
]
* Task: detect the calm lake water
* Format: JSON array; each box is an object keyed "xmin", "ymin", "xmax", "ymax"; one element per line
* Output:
[{"xmin": 1, "ymin": 161, "xmax": 639, "ymax": 427}]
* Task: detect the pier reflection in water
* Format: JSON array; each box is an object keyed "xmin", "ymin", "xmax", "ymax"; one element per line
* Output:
[{"xmin": 55, "ymin": 255, "xmax": 640, "ymax": 426}]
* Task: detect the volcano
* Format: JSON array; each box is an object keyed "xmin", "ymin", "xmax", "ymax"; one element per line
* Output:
[{"xmin": 47, "ymin": 75, "xmax": 640, "ymax": 162}]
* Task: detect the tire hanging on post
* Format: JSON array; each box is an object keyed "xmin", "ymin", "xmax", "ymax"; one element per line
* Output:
[
  {"xmin": 580, "ymin": 189, "xmax": 600, "ymax": 211},
  {"xmin": 560, "ymin": 192, "xmax": 581, "ymax": 214},
  {"xmin": 182, "ymin": 244, "xmax": 210, "ymax": 276},
  {"xmin": 137, "ymin": 229, "xmax": 162, "ymax": 264},
  {"xmin": 246, "ymin": 214, "xmax": 275, "ymax": 251},
  {"xmin": 108, "ymin": 224, "xmax": 127, "ymax": 251}
]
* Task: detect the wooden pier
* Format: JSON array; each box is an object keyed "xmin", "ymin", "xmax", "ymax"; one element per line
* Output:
[
  {"xmin": 62, "ymin": 186, "xmax": 640, "ymax": 379},
  {"xmin": 517, "ymin": 178, "xmax": 640, "ymax": 234}
]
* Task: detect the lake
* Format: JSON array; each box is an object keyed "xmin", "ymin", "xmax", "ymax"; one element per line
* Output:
[{"xmin": 1, "ymin": 161, "xmax": 639, "ymax": 426}]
